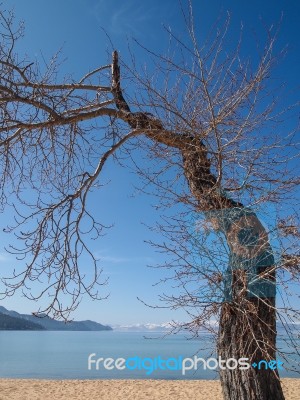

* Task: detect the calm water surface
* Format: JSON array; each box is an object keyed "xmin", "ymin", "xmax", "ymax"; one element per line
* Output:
[{"xmin": 0, "ymin": 331, "xmax": 298, "ymax": 379}]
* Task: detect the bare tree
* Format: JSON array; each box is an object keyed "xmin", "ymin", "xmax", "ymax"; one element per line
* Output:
[{"xmin": 0, "ymin": 5, "xmax": 299, "ymax": 400}]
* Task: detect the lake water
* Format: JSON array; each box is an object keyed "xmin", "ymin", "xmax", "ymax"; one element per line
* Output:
[{"xmin": 0, "ymin": 331, "xmax": 299, "ymax": 379}]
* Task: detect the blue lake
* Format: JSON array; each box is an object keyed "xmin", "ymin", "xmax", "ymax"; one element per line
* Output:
[{"xmin": 0, "ymin": 331, "xmax": 299, "ymax": 379}]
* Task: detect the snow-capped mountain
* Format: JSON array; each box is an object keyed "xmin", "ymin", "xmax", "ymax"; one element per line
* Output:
[{"xmin": 112, "ymin": 322, "xmax": 174, "ymax": 332}]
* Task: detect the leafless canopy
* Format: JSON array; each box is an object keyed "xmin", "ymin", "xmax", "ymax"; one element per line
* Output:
[{"xmin": 0, "ymin": 5, "xmax": 299, "ymax": 339}]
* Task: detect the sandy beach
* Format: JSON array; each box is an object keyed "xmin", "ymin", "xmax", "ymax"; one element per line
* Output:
[{"xmin": 0, "ymin": 378, "xmax": 299, "ymax": 400}]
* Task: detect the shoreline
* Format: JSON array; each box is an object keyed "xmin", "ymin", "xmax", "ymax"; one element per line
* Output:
[{"xmin": 0, "ymin": 378, "xmax": 299, "ymax": 400}]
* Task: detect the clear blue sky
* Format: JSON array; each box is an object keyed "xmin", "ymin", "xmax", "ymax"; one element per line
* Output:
[{"xmin": 0, "ymin": 0, "xmax": 299, "ymax": 325}]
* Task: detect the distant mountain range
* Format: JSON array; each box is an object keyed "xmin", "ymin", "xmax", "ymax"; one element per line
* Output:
[
  {"xmin": 1, "ymin": 305, "xmax": 298, "ymax": 335},
  {"xmin": 112, "ymin": 321, "xmax": 299, "ymax": 335},
  {"xmin": 112, "ymin": 322, "xmax": 173, "ymax": 332},
  {"xmin": 0, "ymin": 306, "xmax": 112, "ymax": 331}
]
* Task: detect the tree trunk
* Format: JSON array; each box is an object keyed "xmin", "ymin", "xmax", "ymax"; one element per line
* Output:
[
  {"xmin": 216, "ymin": 208, "xmax": 285, "ymax": 400},
  {"xmin": 111, "ymin": 50, "xmax": 285, "ymax": 400},
  {"xmin": 218, "ymin": 299, "xmax": 285, "ymax": 400},
  {"xmin": 181, "ymin": 147, "xmax": 285, "ymax": 400}
]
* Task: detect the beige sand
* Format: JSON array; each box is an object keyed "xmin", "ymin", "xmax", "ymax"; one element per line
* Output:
[{"xmin": 0, "ymin": 378, "xmax": 298, "ymax": 400}]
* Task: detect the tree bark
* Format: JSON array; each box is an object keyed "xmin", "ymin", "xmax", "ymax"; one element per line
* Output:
[
  {"xmin": 182, "ymin": 146, "xmax": 285, "ymax": 400},
  {"xmin": 218, "ymin": 298, "xmax": 285, "ymax": 400},
  {"xmin": 216, "ymin": 208, "xmax": 285, "ymax": 400}
]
